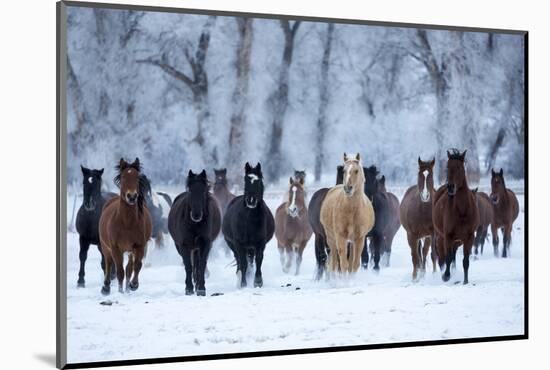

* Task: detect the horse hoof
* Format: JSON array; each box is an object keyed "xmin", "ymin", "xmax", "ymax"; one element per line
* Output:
[
  {"xmin": 361, "ymin": 264, "xmax": 368, "ymax": 270},
  {"xmin": 196, "ymin": 289, "xmax": 206, "ymax": 296},
  {"xmin": 185, "ymin": 288, "xmax": 194, "ymax": 295},
  {"xmin": 240, "ymin": 281, "xmax": 247, "ymax": 288},
  {"xmin": 442, "ymin": 273, "xmax": 451, "ymax": 282},
  {"xmin": 463, "ymin": 280, "xmax": 469, "ymax": 285},
  {"xmin": 254, "ymin": 277, "xmax": 263, "ymax": 288},
  {"xmin": 101, "ymin": 286, "xmax": 110, "ymax": 296},
  {"xmin": 77, "ymin": 280, "xmax": 85, "ymax": 288},
  {"xmin": 129, "ymin": 281, "xmax": 139, "ymax": 291}
]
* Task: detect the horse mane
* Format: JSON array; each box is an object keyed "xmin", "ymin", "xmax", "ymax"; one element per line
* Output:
[
  {"xmin": 364, "ymin": 165, "xmax": 379, "ymax": 177},
  {"xmin": 447, "ymin": 148, "xmax": 464, "ymax": 161}
]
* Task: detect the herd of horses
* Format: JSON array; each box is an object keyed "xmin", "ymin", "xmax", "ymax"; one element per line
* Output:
[{"xmin": 74, "ymin": 149, "xmax": 519, "ymax": 296}]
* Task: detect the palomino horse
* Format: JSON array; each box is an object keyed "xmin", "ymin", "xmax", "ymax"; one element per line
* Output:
[
  {"xmin": 213, "ymin": 168, "xmax": 236, "ymax": 217},
  {"xmin": 433, "ymin": 150, "xmax": 479, "ymax": 284},
  {"xmin": 168, "ymin": 170, "xmax": 221, "ymax": 296},
  {"xmin": 376, "ymin": 175, "xmax": 401, "ymax": 266},
  {"xmin": 400, "ymin": 158, "xmax": 437, "ymax": 280},
  {"xmin": 490, "ymin": 168, "xmax": 519, "ymax": 257},
  {"xmin": 473, "ymin": 189, "xmax": 494, "ymax": 256},
  {"xmin": 75, "ymin": 166, "xmax": 117, "ymax": 287},
  {"xmin": 222, "ymin": 162, "xmax": 275, "ymax": 288},
  {"xmin": 321, "ymin": 153, "xmax": 375, "ymax": 274},
  {"xmin": 275, "ymin": 177, "xmax": 313, "ymax": 275},
  {"xmin": 99, "ymin": 158, "xmax": 152, "ymax": 295},
  {"xmin": 362, "ymin": 166, "xmax": 391, "ymax": 271}
]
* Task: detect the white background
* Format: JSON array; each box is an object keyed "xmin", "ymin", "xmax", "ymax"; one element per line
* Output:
[{"xmin": 0, "ymin": 0, "xmax": 544, "ymax": 369}]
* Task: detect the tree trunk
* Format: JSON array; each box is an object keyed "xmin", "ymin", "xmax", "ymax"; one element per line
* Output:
[
  {"xmin": 266, "ymin": 20, "xmax": 301, "ymax": 182},
  {"xmin": 228, "ymin": 18, "xmax": 254, "ymax": 185},
  {"xmin": 314, "ymin": 23, "xmax": 334, "ymax": 182},
  {"xmin": 67, "ymin": 55, "xmax": 91, "ymax": 156}
]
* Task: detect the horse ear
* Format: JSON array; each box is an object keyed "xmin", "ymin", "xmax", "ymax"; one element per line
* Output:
[
  {"xmin": 255, "ymin": 162, "xmax": 262, "ymax": 172},
  {"xmin": 98, "ymin": 168, "xmax": 104, "ymax": 176},
  {"xmin": 418, "ymin": 157, "xmax": 422, "ymax": 166},
  {"xmin": 188, "ymin": 169, "xmax": 194, "ymax": 177},
  {"xmin": 491, "ymin": 168, "xmax": 496, "ymax": 176},
  {"xmin": 380, "ymin": 175, "xmax": 385, "ymax": 185},
  {"xmin": 289, "ymin": 176, "xmax": 294, "ymax": 184},
  {"xmin": 356, "ymin": 153, "xmax": 361, "ymax": 161},
  {"xmin": 461, "ymin": 150, "xmax": 467, "ymax": 160},
  {"xmin": 245, "ymin": 162, "xmax": 251, "ymax": 172},
  {"xmin": 343, "ymin": 152, "xmax": 348, "ymax": 161},
  {"xmin": 199, "ymin": 169, "xmax": 207, "ymax": 178},
  {"xmin": 119, "ymin": 158, "xmax": 127, "ymax": 170},
  {"xmin": 222, "ymin": 168, "xmax": 227, "ymax": 175},
  {"xmin": 81, "ymin": 165, "xmax": 90, "ymax": 175},
  {"xmin": 430, "ymin": 158, "xmax": 436, "ymax": 167},
  {"xmin": 447, "ymin": 150, "xmax": 451, "ymax": 159},
  {"xmin": 499, "ymin": 168, "xmax": 504, "ymax": 176}
]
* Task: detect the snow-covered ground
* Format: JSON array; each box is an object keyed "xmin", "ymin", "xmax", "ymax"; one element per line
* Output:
[{"xmin": 66, "ymin": 186, "xmax": 525, "ymax": 364}]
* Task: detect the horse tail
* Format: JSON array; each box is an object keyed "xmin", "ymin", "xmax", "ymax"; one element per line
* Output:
[{"xmin": 157, "ymin": 191, "xmax": 173, "ymax": 207}]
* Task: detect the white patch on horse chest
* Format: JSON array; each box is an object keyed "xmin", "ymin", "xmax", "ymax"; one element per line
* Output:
[
  {"xmin": 248, "ymin": 174, "xmax": 259, "ymax": 183},
  {"xmin": 88, "ymin": 176, "xmax": 93, "ymax": 184}
]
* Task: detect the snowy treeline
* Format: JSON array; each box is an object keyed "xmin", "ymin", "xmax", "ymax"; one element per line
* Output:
[{"xmin": 66, "ymin": 6, "xmax": 525, "ymax": 186}]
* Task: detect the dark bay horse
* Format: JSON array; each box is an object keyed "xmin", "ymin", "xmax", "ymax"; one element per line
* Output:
[
  {"xmin": 473, "ymin": 190, "xmax": 494, "ymax": 256},
  {"xmin": 275, "ymin": 177, "xmax": 312, "ymax": 275},
  {"xmin": 168, "ymin": 170, "xmax": 221, "ymax": 296},
  {"xmin": 362, "ymin": 166, "xmax": 391, "ymax": 271},
  {"xmin": 213, "ymin": 168, "xmax": 236, "ymax": 217},
  {"xmin": 222, "ymin": 162, "xmax": 274, "ymax": 288},
  {"xmin": 75, "ymin": 166, "xmax": 117, "ymax": 287},
  {"xmin": 141, "ymin": 175, "xmax": 172, "ymax": 249},
  {"xmin": 433, "ymin": 150, "xmax": 479, "ymax": 284},
  {"xmin": 99, "ymin": 158, "xmax": 152, "ymax": 295},
  {"xmin": 490, "ymin": 168, "xmax": 519, "ymax": 257},
  {"xmin": 400, "ymin": 158, "xmax": 437, "ymax": 280},
  {"xmin": 377, "ymin": 175, "xmax": 401, "ymax": 266}
]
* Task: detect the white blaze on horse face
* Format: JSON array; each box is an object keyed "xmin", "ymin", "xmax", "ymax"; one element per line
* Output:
[
  {"xmin": 288, "ymin": 186, "xmax": 298, "ymax": 216},
  {"xmin": 88, "ymin": 176, "xmax": 93, "ymax": 184},
  {"xmin": 421, "ymin": 169, "xmax": 430, "ymax": 202},
  {"xmin": 248, "ymin": 173, "xmax": 259, "ymax": 183}
]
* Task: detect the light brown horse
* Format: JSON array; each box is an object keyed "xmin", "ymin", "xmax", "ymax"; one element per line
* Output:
[
  {"xmin": 213, "ymin": 168, "xmax": 236, "ymax": 217},
  {"xmin": 275, "ymin": 177, "xmax": 313, "ymax": 275},
  {"xmin": 320, "ymin": 153, "xmax": 375, "ymax": 274},
  {"xmin": 433, "ymin": 150, "xmax": 479, "ymax": 284},
  {"xmin": 99, "ymin": 158, "xmax": 153, "ymax": 295},
  {"xmin": 400, "ymin": 158, "xmax": 437, "ymax": 280},
  {"xmin": 490, "ymin": 168, "xmax": 519, "ymax": 257},
  {"xmin": 473, "ymin": 190, "xmax": 494, "ymax": 256},
  {"xmin": 377, "ymin": 175, "xmax": 401, "ymax": 266}
]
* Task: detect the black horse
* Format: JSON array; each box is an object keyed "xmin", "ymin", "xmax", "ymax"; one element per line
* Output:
[
  {"xmin": 141, "ymin": 174, "xmax": 172, "ymax": 248},
  {"xmin": 362, "ymin": 166, "xmax": 391, "ymax": 271},
  {"xmin": 168, "ymin": 170, "xmax": 221, "ymax": 296},
  {"xmin": 222, "ymin": 162, "xmax": 274, "ymax": 288},
  {"xmin": 75, "ymin": 166, "xmax": 117, "ymax": 287}
]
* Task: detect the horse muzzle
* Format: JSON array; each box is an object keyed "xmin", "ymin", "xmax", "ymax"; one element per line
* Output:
[
  {"xmin": 83, "ymin": 199, "xmax": 96, "ymax": 211},
  {"xmin": 287, "ymin": 206, "xmax": 298, "ymax": 218},
  {"xmin": 343, "ymin": 185, "xmax": 353, "ymax": 196},
  {"xmin": 420, "ymin": 191, "xmax": 430, "ymax": 203},
  {"xmin": 190, "ymin": 211, "xmax": 203, "ymax": 223},
  {"xmin": 447, "ymin": 184, "xmax": 456, "ymax": 197},
  {"xmin": 490, "ymin": 194, "xmax": 499, "ymax": 205},
  {"xmin": 125, "ymin": 192, "xmax": 138, "ymax": 206},
  {"xmin": 245, "ymin": 197, "xmax": 258, "ymax": 209}
]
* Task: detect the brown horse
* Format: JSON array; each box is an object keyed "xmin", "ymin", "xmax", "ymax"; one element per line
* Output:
[
  {"xmin": 275, "ymin": 177, "xmax": 313, "ymax": 275},
  {"xmin": 490, "ymin": 168, "xmax": 519, "ymax": 257},
  {"xmin": 400, "ymin": 158, "xmax": 437, "ymax": 280},
  {"xmin": 320, "ymin": 153, "xmax": 375, "ymax": 274},
  {"xmin": 213, "ymin": 168, "xmax": 236, "ymax": 217},
  {"xmin": 99, "ymin": 158, "xmax": 153, "ymax": 295},
  {"xmin": 376, "ymin": 175, "xmax": 401, "ymax": 266},
  {"xmin": 433, "ymin": 150, "xmax": 479, "ymax": 284},
  {"xmin": 473, "ymin": 190, "xmax": 494, "ymax": 256}
]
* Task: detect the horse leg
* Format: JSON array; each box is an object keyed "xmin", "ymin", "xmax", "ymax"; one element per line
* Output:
[
  {"xmin": 384, "ymin": 234, "xmax": 394, "ymax": 267},
  {"xmin": 442, "ymin": 237, "xmax": 453, "ymax": 282},
  {"xmin": 314, "ymin": 235, "xmax": 327, "ymax": 280},
  {"xmin": 352, "ymin": 237, "xmax": 365, "ymax": 272},
  {"xmin": 429, "ymin": 235, "xmax": 437, "ymax": 273},
  {"xmin": 407, "ymin": 233, "xmax": 420, "ymax": 281},
  {"xmin": 463, "ymin": 235, "xmax": 474, "ymax": 284},
  {"xmin": 491, "ymin": 223, "xmax": 499, "ymax": 257},
  {"xmin": 361, "ymin": 237, "xmax": 369, "ymax": 269},
  {"xmin": 421, "ymin": 237, "xmax": 431, "ymax": 277},
  {"xmin": 474, "ymin": 226, "xmax": 482, "ymax": 255},
  {"xmin": 254, "ymin": 244, "xmax": 265, "ymax": 288},
  {"xmin": 125, "ymin": 253, "xmax": 134, "ymax": 292},
  {"xmin": 278, "ymin": 243, "xmax": 286, "ymax": 272},
  {"xmin": 111, "ymin": 247, "xmax": 125, "ymax": 293},
  {"xmin": 503, "ymin": 224, "xmax": 512, "ymax": 258},
  {"xmin": 180, "ymin": 246, "xmax": 194, "ymax": 295},
  {"xmin": 295, "ymin": 243, "xmax": 305, "ymax": 276},
  {"xmin": 98, "ymin": 245, "xmax": 116, "ymax": 280},
  {"xmin": 196, "ymin": 240, "xmax": 211, "ymax": 296},
  {"xmin": 480, "ymin": 227, "xmax": 488, "ymax": 255},
  {"xmin": 435, "ymin": 233, "xmax": 445, "ymax": 271},
  {"xmin": 285, "ymin": 247, "xmax": 294, "ymax": 274},
  {"xmin": 238, "ymin": 248, "xmax": 248, "ymax": 288},
  {"xmin": 335, "ymin": 237, "xmax": 349, "ymax": 274},
  {"xmin": 100, "ymin": 247, "xmax": 113, "ymax": 295},
  {"xmin": 77, "ymin": 237, "xmax": 90, "ymax": 287},
  {"xmin": 129, "ymin": 247, "xmax": 144, "ymax": 291},
  {"xmin": 371, "ymin": 232, "xmax": 383, "ymax": 271}
]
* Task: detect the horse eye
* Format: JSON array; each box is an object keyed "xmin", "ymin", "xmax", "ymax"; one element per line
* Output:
[{"xmin": 354, "ymin": 169, "xmax": 358, "ymax": 174}]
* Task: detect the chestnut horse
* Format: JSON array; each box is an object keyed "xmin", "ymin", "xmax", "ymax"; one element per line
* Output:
[
  {"xmin": 321, "ymin": 153, "xmax": 375, "ymax": 274},
  {"xmin": 473, "ymin": 190, "xmax": 494, "ymax": 256},
  {"xmin": 433, "ymin": 150, "xmax": 479, "ymax": 284},
  {"xmin": 275, "ymin": 177, "xmax": 312, "ymax": 275},
  {"xmin": 99, "ymin": 158, "xmax": 152, "ymax": 295},
  {"xmin": 490, "ymin": 168, "xmax": 519, "ymax": 257},
  {"xmin": 377, "ymin": 175, "xmax": 401, "ymax": 266},
  {"xmin": 213, "ymin": 168, "xmax": 236, "ymax": 217},
  {"xmin": 400, "ymin": 158, "xmax": 437, "ymax": 280}
]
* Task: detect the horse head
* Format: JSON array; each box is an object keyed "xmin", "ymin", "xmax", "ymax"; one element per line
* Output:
[
  {"xmin": 244, "ymin": 162, "xmax": 264, "ymax": 209},
  {"xmin": 490, "ymin": 168, "xmax": 506, "ymax": 205},
  {"xmin": 418, "ymin": 157, "xmax": 435, "ymax": 202},
  {"xmin": 363, "ymin": 165, "xmax": 379, "ymax": 201},
  {"xmin": 187, "ymin": 169, "xmax": 209, "ymax": 223},
  {"xmin": 446, "ymin": 149, "xmax": 467, "ymax": 197},
  {"xmin": 81, "ymin": 165, "xmax": 104, "ymax": 211},
  {"xmin": 213, "ymin": 168, "xmax": 228, "ymax": 186},
  {"xmin": 342, "ymin": 153, "xmax": 364, "ymax": 197},
  {"xmin": 114, "ymin": 157, "xmax": 146, "ymax": 213},
  {"xmin": 287, "ymin": 176, "xmax": 305, "ymax": 218}
]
